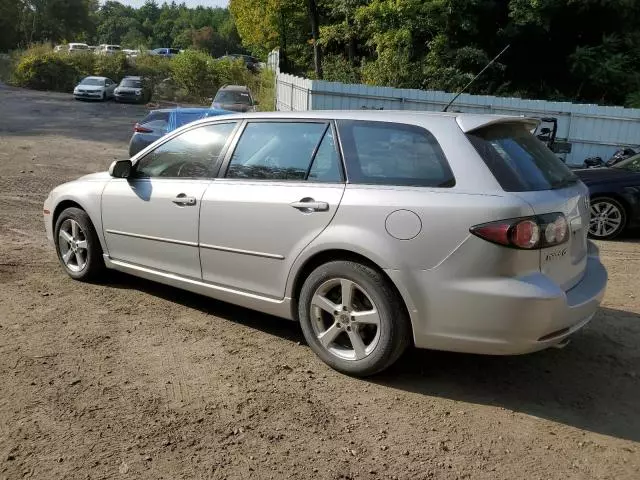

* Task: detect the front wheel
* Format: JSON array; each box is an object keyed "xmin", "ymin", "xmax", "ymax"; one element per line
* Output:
[
  {"xmin": 298, "ymin": 261, "xmax": 411, "ymax": 376},
  {"xmin": 589, "ymin": 197, "xmax": 627, "ymax": 240},
  {"xmin": 54, "ymin": 207, "xmax": 104, "ymax": 281}
]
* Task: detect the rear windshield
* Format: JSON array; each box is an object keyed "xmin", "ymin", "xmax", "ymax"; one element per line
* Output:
[
  {"xmin": 467, "ymin": 123, "xmax": 578, "ymax": 192},
  {"xmin": 215, "ymin": 91, "xmax": 252, "ymax": 105},
  {"xmin": 141, "ymin": 111, "xmax": 170, "ymax": 124},
  {"xmin": 175, "ymin": 112, "xmax": 207, "ymax": 127}
]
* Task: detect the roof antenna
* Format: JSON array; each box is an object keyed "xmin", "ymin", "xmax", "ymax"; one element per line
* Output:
[{"xmin": 442, "ymin": 44, "xmax": 510, "ymax": 112}]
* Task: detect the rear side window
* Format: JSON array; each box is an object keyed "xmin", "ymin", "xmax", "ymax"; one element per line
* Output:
[
  {"xmin": 467, "ymin": 123, "xmax": 578, "ymax": 192},
  {"xmin": 226, "ymin": 122, "xmax": 333, "ymax": 181},
  {"xmin": 337, "ymin": 120, "xmax": 455, "ymax": 187}
]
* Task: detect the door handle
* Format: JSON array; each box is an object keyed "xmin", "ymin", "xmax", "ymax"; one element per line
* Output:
[
  {"xmin": 290, "ymin": 198, "xmax": 329, "ymax": 212},
  {"xmin": 173, "ymin": 193, "xmax": 197, "ymax": 206}
]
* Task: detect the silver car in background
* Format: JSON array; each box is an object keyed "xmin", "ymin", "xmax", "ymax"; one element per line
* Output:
[{"xmin": 43, "ymin": 111, "xmax": 607, "ymax": 376}]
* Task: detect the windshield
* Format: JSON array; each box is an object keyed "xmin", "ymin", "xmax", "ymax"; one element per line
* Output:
[
  {"xmin": 215, "ymin": 91, "xmax": 252, "ymax": 105},
  {"xmin": 175, "ymin": 112, "xmax": 207, "ymax": 128},
  {"xmin": 121, "ymin": 79, "xmax": 142, "ymax": 88},
  {"xmin": 80, "ymin": 78, "xmax": 104, "ymax": 86},
  {"xmin": 467, "ymin": 123, "xmax": 578, "ymax": 192},
  {"xmin": 612, "ymin": 153, "xmax": 640, "ymax": 172},
  {"xmin": 70, "ymin": 44, "xmax": 88, "ymax": 49}
]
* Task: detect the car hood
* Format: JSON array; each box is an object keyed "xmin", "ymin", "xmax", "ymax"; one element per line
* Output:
[
  {"xmin": 574, "ymin": 167, "xmax": 631, "ymax": 184},
  {"xmin": 75, "ymin": 171, "xmax": 112, "ymax": 182},
  {"xmin": 77, "ymin": 85, "xmax": 104, "ymax": 91},
  {"xmin": 117, "ymin": 87, "xmax": 140, "ymax": 92}
]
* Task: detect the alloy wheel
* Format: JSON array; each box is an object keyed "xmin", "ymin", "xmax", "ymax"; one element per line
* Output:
[
  {"xmin": 58, "ymin": 219, "xmax": 88, "ymax": 272},
  {"xmin": 589, "ymin": 200, "xmax": 623, "ymax": 238},
  {"xmin": 309, "ymin": 278, "xmax": 381, "ymax": 361}
]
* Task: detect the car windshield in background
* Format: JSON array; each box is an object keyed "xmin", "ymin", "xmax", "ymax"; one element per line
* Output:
[
  {"xmin": 612, "ymin": 153, "xmax": 640, "ymax": 172},
  {"xmin": 215, "ymin": 91, "xmax": 251, "ymax": 105},
  {"xmin": 121, "ymin": 79, "xmax": 142, "ymax": 88},
  {"xmin": 467, "ymin": 123, "xmax": 578, "ymax": 192},
  {"xmin": 80, "ymin": 78, "xmax": 103, "ymax": 86}
]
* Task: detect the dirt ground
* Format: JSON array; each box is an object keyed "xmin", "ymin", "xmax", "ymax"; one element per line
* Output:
[{"xmin": 0, "ymin": 84, "xmax": 639, "ymax": 480}]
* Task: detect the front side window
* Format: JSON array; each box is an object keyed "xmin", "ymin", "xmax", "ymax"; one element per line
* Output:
[
  {"xmin": 134, "ymin": 122, "xmax": 237, "ymax": 178},
  {"xmin": 226, "ymin": 122, "xmax": 333, "ymax": 181},
  {"xmin": 337, "ymin": 120, "xmax": 455, "ymax": 187}
]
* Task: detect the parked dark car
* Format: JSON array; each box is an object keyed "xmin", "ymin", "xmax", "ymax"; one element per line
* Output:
[
  {"xmin": 128, "ymin": 107, "xmax": 232, "ymax": 157},
  {"xmin": 574, "ymin": 153, "xmax": 640, "ymax": 239},
  {"xmin": 150, "ymin": 48, "xmax": 180, "ymax": 58},
  {"xmin": 114, "ymin": 76, "xmax": 150, "ymax": 104},
  {"xmin": 211, "ymin": 85, "xmax": 257, "ymax": 113},
  {"xmin": 217, "ymin": 54, "xmax": 261, "ymax": 72}
]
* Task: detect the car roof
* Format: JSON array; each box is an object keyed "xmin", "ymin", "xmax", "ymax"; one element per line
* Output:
[
  {"xmin": 187, "ymin": 110, "xmax": 539, "ymax": 132},
  {"xmin": 150, "ymin": 107, "xmax": 222, "ymax": 114}
]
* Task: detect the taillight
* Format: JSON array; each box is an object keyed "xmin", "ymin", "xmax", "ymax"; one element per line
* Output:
[
  {"xmin": 470, "ymin": 213, "xmax": 568, "ymax": 250},
  {"xmin": 134, "ymin": 123, "xmax": 152, "ymax": 133}
]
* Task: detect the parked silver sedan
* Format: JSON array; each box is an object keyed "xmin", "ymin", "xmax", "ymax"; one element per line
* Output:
[
  {"xmin": 43, "ymin": 111, "xmax": 607, "ymax": 376},
  {"xmin": 73, "ymin": 76, "xmax": 117, "ymax": 101}
]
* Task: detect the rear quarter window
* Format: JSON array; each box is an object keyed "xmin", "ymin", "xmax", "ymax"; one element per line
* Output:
[
  {"xmin": 466, "ymin": 123, "xmax": 578, "ymax": 192},
  {"xmin": 337, "ymin": 120, "xmax": 455, "ymax": 187}
]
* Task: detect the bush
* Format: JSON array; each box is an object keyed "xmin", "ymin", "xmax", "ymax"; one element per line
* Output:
[
  {"xmin": 94, "ymin": 53, "xmax": 128, "ymax": 82},
  {"xmin": 322, "ymin": 54, "xmax": 361, "ymax": 84},
  {"xmin": 170, "ymin": 49, "xmax": 218, "ymax": 102},
  {"xmin": 12, "ymin": 51, "xmax": 83, "ymax": 92}
]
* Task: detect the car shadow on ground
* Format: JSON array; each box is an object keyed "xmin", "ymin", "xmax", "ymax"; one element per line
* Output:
[
  {"xmin": 374, "ymin": 306, "xmax": 640, "ymax": 443},
  {"xmin": 103, "ymin": 271, "xmax": 639, "ymax": 443}
]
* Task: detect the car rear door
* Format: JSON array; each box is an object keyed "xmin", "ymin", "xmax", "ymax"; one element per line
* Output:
[{"xmin": 199, "ymin": 120, "xmax": 345, "ymax": 298}]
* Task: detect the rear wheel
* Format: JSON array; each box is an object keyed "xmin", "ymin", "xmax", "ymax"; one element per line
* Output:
[
  {"xmin": 54, "ymin": 207, "xmax": 104, "ymax": 281},
  {"xmin": 589, "ymin": 197, "xmax": 626, "ymax": 240},
  {"xmin": 298, "ymin": 261, "xmax": 410, "ymax": 376}
]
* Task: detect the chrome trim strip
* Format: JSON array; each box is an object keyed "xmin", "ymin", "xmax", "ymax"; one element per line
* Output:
[
  {"xmin": 105, "ymin": 229, "xmax": 198, "ymax": 247},
  {"xmin": 199, "ymin": 243, "xmax": 285, "ymax": 260}
]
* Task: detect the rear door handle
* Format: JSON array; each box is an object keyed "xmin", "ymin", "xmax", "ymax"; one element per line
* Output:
[
  {"xmin": 290, "ymin": 198, "xmax": 329, "ymax": 212},
  {"xmin": 173, "ymin": 193, "xmax": 197, "ymax": 206}
]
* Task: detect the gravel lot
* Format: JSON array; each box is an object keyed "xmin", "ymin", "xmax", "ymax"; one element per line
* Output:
[{"xmin": 1, "ymin": 84, "xmax": 639, "ymax": 480}]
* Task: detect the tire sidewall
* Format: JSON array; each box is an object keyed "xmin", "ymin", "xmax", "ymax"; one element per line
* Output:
[
  {"xmin": 298, "ymin": 261, "xmax": 406, "ymax": 376},
  {"xmin": 590, "ymin": 197, "xmax": 626, "ymax": 240},
  {"xmin": 54, "ymin": 207, "xmax": 103, "ymax": 281}
]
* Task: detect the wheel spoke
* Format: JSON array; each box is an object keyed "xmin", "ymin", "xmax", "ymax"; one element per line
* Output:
[
  {"xmin": 590, "ymin": 205, "xmax": 599, "ymax": 216},
  {"xmin": 59, "ymin": 230, "xmax": 73, "ymax": 244},
  {"xmin": 340, "ymin": 279, "xmax": 354, "ymax": 310},
  {"xmin": 62, "ymin": 249, "xmax": 73, "ymax": 265},
  {"xmin": 604, "ymin": 217, "xmax": 621, "ymax": 226},
  {"xmin": 71, "ymin": 221, "xmax": 79, "ymax": 238},
  {"xmin": 76, "ymin": 240, "xmax": 88, "ymax": 250},
  {"xmin": 318, "ymin": 322, "xmax": 341, "ymax": 347},
  {"xmin": 351, "ymin": 309, "xmax": 380, "ymax": 326},
  {"xmin": 312, "ymin": 294, "xmax": 339, "ymax": 315},
  {"xmin": 75, "ymin": 250, "xmax": 85, "ymax": 268},
  {"xmin": 597, "ymin": 223, "xmax": 605, "ymax": 237},
  {"xmin": 347, "ymin": 329, "xmax": 367, "ymax": 360}
]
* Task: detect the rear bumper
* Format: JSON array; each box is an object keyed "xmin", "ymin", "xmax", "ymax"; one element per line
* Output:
[{"xmin": 387, "ymin": 244, "xmax": 607, "ymax": 355}]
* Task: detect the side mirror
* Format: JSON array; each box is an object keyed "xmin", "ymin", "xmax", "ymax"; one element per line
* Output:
[{"xmin": 109, "ymin": 159, "xmax": 132, "ymax": 178}]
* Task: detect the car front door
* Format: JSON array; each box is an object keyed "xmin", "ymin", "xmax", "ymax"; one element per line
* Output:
[
  {"xmin": 101, "ymin": 121, "xmax": 239, "ymax": 278},
  {"xmin": 199, "ymin": 120, "xmax": 345, "ymax": 298}
]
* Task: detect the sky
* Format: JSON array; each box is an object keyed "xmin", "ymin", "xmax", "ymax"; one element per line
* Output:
[{"xmin": 114, "ymin": 0, "xmax": 229, "ymax": 7}]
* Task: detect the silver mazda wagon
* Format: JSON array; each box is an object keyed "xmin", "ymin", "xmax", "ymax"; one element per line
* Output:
[{"xmin": 43, "ymin": 111, "xmax": 608, "ymax": 376}]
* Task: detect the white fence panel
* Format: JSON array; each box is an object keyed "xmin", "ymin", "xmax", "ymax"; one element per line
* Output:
[{"xmin": 275, "ymin": 71, "xmax": 640, "ymax": 165}]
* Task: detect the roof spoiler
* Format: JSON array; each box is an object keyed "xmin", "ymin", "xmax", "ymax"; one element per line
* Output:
[{"xmin": 457, "ymin": 115, "xmax": 540, "ymax": 133}]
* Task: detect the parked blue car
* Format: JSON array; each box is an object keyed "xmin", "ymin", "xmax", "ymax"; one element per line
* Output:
[{"xmin": 128, "ymin": 107, "xmax": 233, "ymax": 157}]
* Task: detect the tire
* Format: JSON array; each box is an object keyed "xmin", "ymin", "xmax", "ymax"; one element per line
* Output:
[
  {"xmin": 588, "ymin": 196, "xmax": 627, "ymax": 240},
  {"xmin": 298, "ymin": 261, "xmax": 411, "ymax": 377},
  {"xmin": 54, "ymin": 207, "xmax": 104, "ymax": 281}
]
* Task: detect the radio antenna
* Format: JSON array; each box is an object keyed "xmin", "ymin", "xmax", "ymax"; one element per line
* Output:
[{"xmin": 442, "ymin": 44, "xmax": 510, "ymax": 112}]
